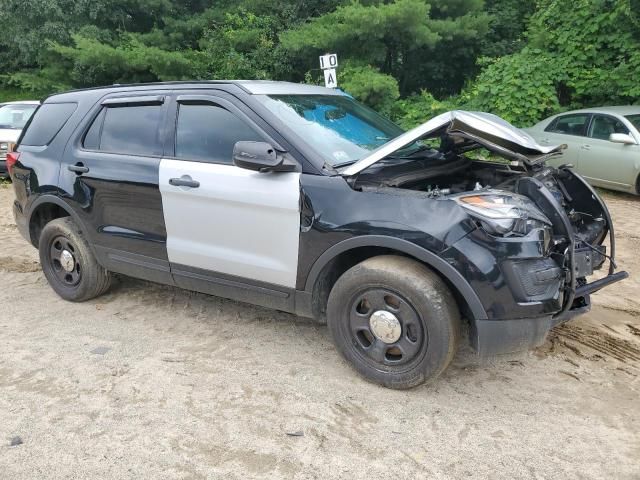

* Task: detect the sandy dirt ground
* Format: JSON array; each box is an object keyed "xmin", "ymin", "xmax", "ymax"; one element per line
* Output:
[{"xmin": 0, "ymin": 184, "xmax": 638, "ymax": 479}]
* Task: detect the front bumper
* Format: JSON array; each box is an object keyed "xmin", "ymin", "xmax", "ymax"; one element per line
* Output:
[
  {"xmin": 448, "ymin": 225, "xmax": 629, "ymax": 356},
  {"xmin": 447, "ymin": 168, "xmax": 630, "ymax": 356},
  {"xmin": 455, "ymin": 231, "xmax": 629, "ymax": 355},
  {"xmin": 471, "ymin": 291, "xmax": 586, "ymax": 356},
  {"xmin": 473, "ymin": 315, "xmax": 555, "ymax": 356},
  {"xmin": 473, "ymin": 267, "xmax": 628, "ymax": 356}
]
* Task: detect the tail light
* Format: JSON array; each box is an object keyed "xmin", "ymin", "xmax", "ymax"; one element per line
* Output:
[{"xmin": 6, "ymin": 151, "xmax": 20, "ymax": 176}]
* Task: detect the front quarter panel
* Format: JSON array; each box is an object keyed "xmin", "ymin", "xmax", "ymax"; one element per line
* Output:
[
  {"xmin": 296, "ymin": 174, "xmax": 476, "ymax": 290},
  {"xmin": 298, "ymin": 174, "xmax": 568, "ymax": 328}
]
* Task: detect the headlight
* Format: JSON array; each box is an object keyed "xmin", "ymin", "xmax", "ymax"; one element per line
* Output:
[
  {"xmin": 0, "ymin": 142, "xmax": 8, "ymax": 151},
  {"xmin": 453, "ymin": 191, "xmax": 551, "ymax": 235}
]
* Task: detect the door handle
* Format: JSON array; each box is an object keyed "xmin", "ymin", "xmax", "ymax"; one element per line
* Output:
[
  {"xmin": 68, "ymin": 163, "xmax": 89, "ymax": 174},
  {"xmin": 540, "ymin": 138, "xmax": 550, "ymax": 144},
  {"xmin": 581, "ymin": 144, "xmax": 591, "ymax": 151},
  {"xmin": 169, "ymin": 176, "xmax": 200, "ymax": 188}
]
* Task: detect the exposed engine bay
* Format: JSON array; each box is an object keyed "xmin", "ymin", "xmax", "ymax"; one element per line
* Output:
[
  {"xmin": 342, "ymin": 110, "xmax": 628, "ymax": 320},
  {"xmin": 354, "ymin": 153, "xmax": 606, "ymax": 244}
]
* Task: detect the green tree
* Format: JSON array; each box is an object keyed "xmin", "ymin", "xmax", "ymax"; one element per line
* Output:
[
  {"xmin": 280, "ymin": 0, "xmax": 489, "ymax": 98},
  {"xmin": 465, "ymin": 0, "xmax": 640, "ymax": 126},
  {"xmin": 199, "ymin": 9, "xmax": 293, "ymax": 80},
  {"xmin": 480, "ymin": 0, "xmax": 535, "ymax": 58},
  {"xmin": 5, "ymin": 0, "xmax": 597, "ymax": 126},
  {"xmin": 0, "ymin": 0, "xmax": 215, "ymax": 94},
  {"xmin": 340, "ymin": 65, "xmax": 400, "ymax": 115},
  {"xmin": 392, "ymin": 90, "xmax": 457, "ymax": 129}
]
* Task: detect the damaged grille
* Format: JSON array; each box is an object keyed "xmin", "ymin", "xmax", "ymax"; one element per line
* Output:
[{"xmin": 503, "ymin": 258, "xmax": 563, "ymax": 301}]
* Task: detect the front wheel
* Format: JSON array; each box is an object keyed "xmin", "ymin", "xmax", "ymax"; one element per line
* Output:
[
  {"xmin": 327, "ymin": 255, "xmax": 460, "ymax": 389},
  {"xmin": 39, "ymin": 217, "xmax": 111, "ymax": 302}
]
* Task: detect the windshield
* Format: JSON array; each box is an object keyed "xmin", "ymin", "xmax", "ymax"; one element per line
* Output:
[
  {"xmin": 625, "ymin": 114, "xmax": 640, "ymax": 132},
  {"xmin": 0, "ymin": 104, "xmax": 38, "ymax": 129},
  {"xmin": 255, "ymin": 94, "xmax": 405, "ymax": 166}
]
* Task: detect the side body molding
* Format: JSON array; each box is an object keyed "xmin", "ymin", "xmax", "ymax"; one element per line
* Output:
[{"xmin": 303, "ymin": 235, "xmax": 488, "ymax": 322}]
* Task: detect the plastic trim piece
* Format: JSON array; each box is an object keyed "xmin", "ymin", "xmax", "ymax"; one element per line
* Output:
[
  {"xmin": 101, "ymin": 95, "xmax": 165, "ymax": 106},
  {"xmin": 27, "ymin": 195, "xmax": 87, "ymax": 244}
]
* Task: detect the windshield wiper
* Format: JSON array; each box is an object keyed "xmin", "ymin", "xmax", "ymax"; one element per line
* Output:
[
  {"xmin": 333, "ymin": 159, "xmax": 358, "ymax": 169},
  {"xmin": 387, "ymin": 144, "xmax": 434, "ymax": 159},
  {"xmin": 334, "ymin": 144, "xmax": 436, "ymax": 168}
]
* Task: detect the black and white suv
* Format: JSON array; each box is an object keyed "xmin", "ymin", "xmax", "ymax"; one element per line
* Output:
[{"xmin": 10, "ymin": 81, "xmax": 627, "ymax": 388}]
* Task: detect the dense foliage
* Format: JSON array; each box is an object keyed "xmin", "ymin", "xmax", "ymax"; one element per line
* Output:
[
  {"xmin": 0, "ymin": 0, "xmax": 637, "ymax": 128},
  {"xmin": 464, "ymin": 0, "xmax": 640, "ymax": 125}
]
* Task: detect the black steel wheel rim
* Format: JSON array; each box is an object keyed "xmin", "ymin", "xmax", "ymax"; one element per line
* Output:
[
  {"xmin": 348, "ymin": 288, "xmax": 426, "ymax": 370},
  {"xmin": 49, "ymin": 235, "xmax": 82, "ymax": 286}
]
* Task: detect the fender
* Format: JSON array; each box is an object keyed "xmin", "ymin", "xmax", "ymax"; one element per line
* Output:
[
  {"xmin": 26, "ymin": 194, "xmax": 94, "ymax": 248},
  {"xmin": 303, "ymin": 235, "xmax": 488, "ymax": 322}
]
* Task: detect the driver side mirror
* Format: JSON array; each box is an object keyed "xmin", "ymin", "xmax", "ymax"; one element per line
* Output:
[
  {"xmin": 609, "ymin": 133, "xmax": 637, "ymax": 145},
  {"xmin": 233, "ymin": 141, "xmax": 296, "ymax": 173}
]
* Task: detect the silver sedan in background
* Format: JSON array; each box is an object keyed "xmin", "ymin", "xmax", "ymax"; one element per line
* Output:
[{"xmin": 526, "ymin": 106, "xmax": 640, "ymax": 194}]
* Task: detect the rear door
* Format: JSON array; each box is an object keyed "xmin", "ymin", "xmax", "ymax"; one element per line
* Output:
[
  {"xmin": 159, "ymin": 92, "xmax": 301, "ymax": 291},
  {"xmin": 537, "ymin": 113, "xmax": 591, "ymax": 168},
  {"xmin": 59, "ymin": 92, "xmax": 173, "ymax": 283},
  {"xmin": 579, "ymin": 114, "xmax": 638, "ymax": 189}
]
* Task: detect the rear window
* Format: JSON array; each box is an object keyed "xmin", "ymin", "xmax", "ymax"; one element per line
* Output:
[
  {"xmin": 545, "ymin": 114, "xmax": 590, "ymax": 136},
  {"xmin": 83, "ymin": 105, "xmax": 162, "ymax": 156},
  {"xmin": 20, "ymin": 103, "xmax": 77, "ymax": 146}
]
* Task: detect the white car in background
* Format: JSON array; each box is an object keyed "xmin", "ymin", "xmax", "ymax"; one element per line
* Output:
[
  {"xmin": 0, "ymin": 100, "xmax": 39, "ymax": 176},
  {"xmin": 526, "ymin": 107, "xmax": 640, "ymax": 194}
]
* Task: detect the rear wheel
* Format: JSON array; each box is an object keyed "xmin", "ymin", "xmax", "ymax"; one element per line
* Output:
[
  {"xmin": 327, "ymin": 255, "xmax": 460, "ymax": 389},
  {"xmin": 39, "ymin": 217, "xmax": 111, "ymax": 302}
]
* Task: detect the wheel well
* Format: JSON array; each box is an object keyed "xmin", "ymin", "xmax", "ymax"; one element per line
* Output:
[
  {"xmin": 309, "ymin": 246, "xmax": 475, "ymax": 325},
  {"xmin": 29, "ymin": 203, "xmax": 71, "ymax": 247}
]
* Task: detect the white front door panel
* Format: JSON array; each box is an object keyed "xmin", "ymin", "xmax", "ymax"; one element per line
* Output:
[{"xmin": 159, "ymin": 159, "xmax": 301, "ymax": 288}]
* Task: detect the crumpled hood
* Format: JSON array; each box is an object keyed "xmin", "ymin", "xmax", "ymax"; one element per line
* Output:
[
  {"xmin": 342, "ymin": 110, "xmax": 564, "ymax": 176},
  {"xmin": 0, "ymin": 128, "xmax": 21, "ymax": 143}
]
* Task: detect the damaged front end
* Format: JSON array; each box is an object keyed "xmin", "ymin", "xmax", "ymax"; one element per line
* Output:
[{"xmin": 341, "ymin": 111, "xmax": 628, "ymax": 353}]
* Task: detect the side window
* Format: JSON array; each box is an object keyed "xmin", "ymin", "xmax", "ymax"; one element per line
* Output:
[
  {"xmin": 20, "ymin": 103, "xmax": 77, "ymax": 146},
  {"xmin": 83, "ymin": 104, "xmax": 162, "ymax": 156},
  {"xmin": 588, "ymin": 115, "xmax": 629, "ymax": 140},
  {"xmin": 175, "ymin": 103, "xmax": 263, "ymax": 163},
  {"xmin": 545, "ymin": 114, "xmax": 590, "ymax": 136},
  {"xmin": 100, "ymin": 105, "xmax": 162, "ymax": 156}
]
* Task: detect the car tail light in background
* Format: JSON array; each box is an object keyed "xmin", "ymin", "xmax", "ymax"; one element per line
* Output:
[{"xmin": 6, "ymin": 151, "xmax": 20, "ymax": 176}]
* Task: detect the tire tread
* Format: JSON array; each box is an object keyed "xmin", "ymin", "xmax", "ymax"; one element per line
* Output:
[
  {"xmin": 39, "ymin": 217, "xmax": 111, "ymax": 302},
  {"xmin": 327, "ymin": 255, "xmax": 460, "ymax": 389}
]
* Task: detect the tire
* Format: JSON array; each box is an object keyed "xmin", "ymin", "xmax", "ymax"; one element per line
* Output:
[
  {"xmin": 39, "ymin": 217, "xmax": 111, "ymax": 302},
  {"xmin": 327, "ymin": 255, "xmax": 460, "ymax": 389}
]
